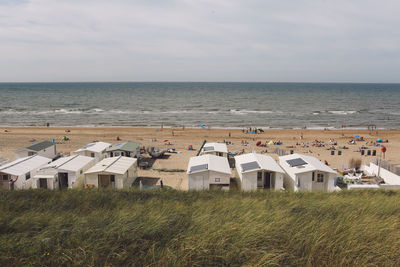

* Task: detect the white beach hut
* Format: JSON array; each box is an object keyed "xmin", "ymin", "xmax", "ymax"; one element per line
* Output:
[
  {"xmin": 84, "ymin": 156, "xmax": 137, "ymax": 189},
  {"xmin": 74, "ymin": 141, "xmax": 111, "ymax": 162},
  {"xmin": 33, "ymin": 155, "xmax": 95, "ymax": 189},
  {"xmin": 279, "ymin": 153, "xmax": 338, "ymax": 192},
  {"xmin": 200, "ymin": 142, "xmax": 228, "ymax": 157},
  {"xmin": 14, "ymin": 141, "xmax": 57, "ymax": 160},
  {"xmin": 187, "ymin": 154, "xmax": 231, "ymax": 190},
  {"xmin": 235, "ymin": 153, "xmax": 285, "ymax": 191},
  {"xmin": 0, "ymin": 155, "xmax": 52, "ymax": 189}
]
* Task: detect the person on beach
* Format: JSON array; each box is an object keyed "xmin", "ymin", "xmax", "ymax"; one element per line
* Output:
[{"xmin": 9, "ymin": 178, "xmax": 15, "ymax": 190}]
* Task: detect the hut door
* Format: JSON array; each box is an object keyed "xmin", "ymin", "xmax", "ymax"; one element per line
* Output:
[
  {"xmin": 192, "ymin": 175, "xmax": 206, "ymax": 190},
  {"xmin": 39, "ymin": 178, "xmax": 48, "ymax": 189},
  {"xmin": 264, "ymin": 173, "xmax": 271, "ymax": 189},
  {"xmin": 99, "ymin": 175, "xmax": 111, "ymax": 188},
  {"xmin": 59, "ymin": 173, "xmax": 69, "ymax": 189}
]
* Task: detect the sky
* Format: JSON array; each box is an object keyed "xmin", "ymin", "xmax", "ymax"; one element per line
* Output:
[{"xmin": 0, "ymin": 0, "xmax": 399, "ymax": 83}]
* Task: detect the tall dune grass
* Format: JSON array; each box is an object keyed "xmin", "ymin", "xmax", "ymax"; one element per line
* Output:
[{"xmin": 1, "ymin": 189, "xmax": 400, "ymax": 266}]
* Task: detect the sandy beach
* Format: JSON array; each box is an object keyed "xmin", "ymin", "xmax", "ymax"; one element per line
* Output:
[{"xmin": 1, "ymin": 127, "xmax": 399, "ymax": 190}]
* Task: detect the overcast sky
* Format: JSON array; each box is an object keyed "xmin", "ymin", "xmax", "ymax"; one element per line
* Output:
[{"xmin": 0, "ymin": 0, "xmax": 399, "ymax": 82}]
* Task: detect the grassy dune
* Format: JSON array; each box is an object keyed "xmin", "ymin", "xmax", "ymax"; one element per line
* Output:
[{"xmin": 1, "ymin": 189, "xmax": 400, "ymax": 266}]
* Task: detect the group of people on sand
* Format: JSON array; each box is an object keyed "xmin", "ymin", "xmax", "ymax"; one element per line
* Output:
[
  {"xmin": 312, "ymin": 139, "xmax": 325, "ymax": 148},
  {"xmin": 295, "ymin": 142, "xmax": 309, "ymax": 148},
  {"xmin": 241, "ymin": 127, "xmax": 264, "ymax": 134},
  {"xmin": 241, "ymin": 140, "xmax": 249, "ymax": 146},
  {"xmin": 329, "ymin": 139, "xmax": 338, "ymax": 145}
]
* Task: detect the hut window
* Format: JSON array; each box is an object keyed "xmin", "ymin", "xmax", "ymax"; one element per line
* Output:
[
  {"xmin": 317, "ymin": 173, "xmax": 324, "ymax": 182},
  {"xmin": 215, "ymin": 178, "xmax": 220, "ymax": 182},
  {"xmin": 80, "ymin": 170, "xmax": 83, "ymax": 174},
  {"xmin": 26, "ymin": 172, "xmax": 31, "ymax": 180},
  {"xmin": 91, "ymin": 153, "xmax": 95, "ymax": 157},
  {"xmin": 111, "ymin": 175, "xmax": 115, "ymax": 182},
  {"xmin": 312, "ymin": 172, "xmax": 315, "ymax": 181},
  {"xmin": 2, "ymin": 174, "xmax": 9, "ymax": 181}
]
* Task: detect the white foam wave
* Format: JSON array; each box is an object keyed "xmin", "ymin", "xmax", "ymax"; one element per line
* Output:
[
  {"xmin": 230, "ymin": 109, "xmax": 275, "ymax": 115},
  {"xmin": 54, "ymin": 109, "xmax": 83, "ymax": 114},
  {"xmin": 328, "ymin": 110, "xmax": 358, "ymax": 115}
]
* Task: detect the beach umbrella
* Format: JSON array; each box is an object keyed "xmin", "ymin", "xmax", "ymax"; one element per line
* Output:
[
  {"xmin": 200, "ymin": 124, "xmax": 207, "ymax": 129},
  {"xmin": 268, "ymin": 140, "xmax": 274, "ymax": 145},
  {"xmin": 376, "ymin": 138, "xmax": 383, "ymax": 142},
  {"xmin": 381, "ymin": 146, "xmax": 387, "ymax": 159},
  {"xmin": 354, "ymin": 135, "xmax": 360, "ymax": 138},
  {"xmin": 164, "ymin": 140, "xmax": 169, "ymax": 142},
  {"xmin": 256, "ymin": 141, "xmax": 261, "ymax": 146}
]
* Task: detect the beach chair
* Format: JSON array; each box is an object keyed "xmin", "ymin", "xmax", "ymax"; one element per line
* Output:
[
  {"xmin": 367, "ymin": 150, "xmax": 371, "ymax": 156},
  {"xmin": 331, "ymin": 150, "xmax": 335, "ymax": 156},
  {"xmin": 290, "ymin": 150, "xmax": 294, "ymax": 154},
  {"xmin": 372, "ymin": 150, "xmax": 376, "ymax": 156},
  {"xmin": 361, "ymin": 150, "xmax": 365, "ymax": 156},
  {"xmin": 338, "ymin": 150, "xmax": 342, "ymax": 156}
]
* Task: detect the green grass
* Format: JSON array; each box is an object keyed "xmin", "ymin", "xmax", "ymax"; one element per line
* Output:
[{"xmin": 1, "ymin": 189, "xmax": 400, "ymax": 266}]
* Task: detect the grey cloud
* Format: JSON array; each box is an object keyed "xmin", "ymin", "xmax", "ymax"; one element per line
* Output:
[{"xmin": 0, "ymin": 0, "xmax": 399, "ymax": 82}]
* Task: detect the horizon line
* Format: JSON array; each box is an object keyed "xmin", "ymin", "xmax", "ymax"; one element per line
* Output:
[{"xmin": 1, "ymin": 81, "xmax": 400, "ymax": 84}]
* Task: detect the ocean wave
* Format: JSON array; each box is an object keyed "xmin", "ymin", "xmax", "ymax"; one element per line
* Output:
[
  {"xmin": 105, "ymin": 109, "xmax": 221, "ymax": 115},
  {"xmin": 54, "ymin": 109, "xmax": 83, "ymax": 114},
  {"xmin": 0, "ymin": 108, "xmax": 107, "ymax": 115},
  {"xmin": 230, "ymin": 109, "xmax": 276, "ymax": 115},
  {"xmin": 328, "ymin": 110, "xmax": 358, "ymax": 115}
]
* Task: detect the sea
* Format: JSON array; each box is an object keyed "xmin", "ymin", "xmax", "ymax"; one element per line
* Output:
[{"xmin": 0, "ymin": 82, "xmax": 399, "ymax": 129}]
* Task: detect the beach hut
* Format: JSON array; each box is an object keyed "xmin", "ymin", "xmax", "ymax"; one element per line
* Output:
[
  {"xmin": 234, "ymin": 153, "xmax": 285, "ymax": 191},
  {"xmin": 187, "ymin": 154, "xmax": 231, "ymax": 190},
  {"xmin": 278, "ymin": 153, "xmax": 338, "ymax": 192},
  {"xmin": 74, "ymin": 141, "xmax": 111, "ymax": 162},
  {"xmin": 84, "ymin": 156, "xmax": 137, "ymax": 189},
  {"xmin": 105, "ymin": 141, "xmax": 141, "ymax": 158},
  {"xmin": 200, "ymin": 142, "xmax": 228, "ymax": 157},
  {"xmin": 33, "ymin": 155, "xmax": 95, "ymax": 189},
  {"xmin": 14, "ymin": 141, "xmax": 57, "ymax": 160},
  {"xmin": 0, "ymin": 155, "xmax": 52, "ymax": 189}
]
